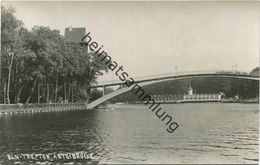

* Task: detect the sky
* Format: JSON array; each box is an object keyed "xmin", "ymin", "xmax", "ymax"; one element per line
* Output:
[{"xmin": 2, "ymin": 1, "xmax": 259, "ymax": 83}]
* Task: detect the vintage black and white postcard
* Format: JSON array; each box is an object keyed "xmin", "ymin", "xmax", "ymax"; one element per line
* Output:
[{"xmin": 0, "ymin": 0, "xmax": 259, "ymax": 164}]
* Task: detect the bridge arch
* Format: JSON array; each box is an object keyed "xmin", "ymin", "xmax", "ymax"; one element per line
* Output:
[{"xmin": 87, "ymin": 73, "xmax": 259, "ymax": 109}]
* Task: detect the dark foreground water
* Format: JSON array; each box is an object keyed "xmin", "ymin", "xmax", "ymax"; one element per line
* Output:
[{"xmin": 0, "ymin": 103, "xmax": 258, "ymax": 164}]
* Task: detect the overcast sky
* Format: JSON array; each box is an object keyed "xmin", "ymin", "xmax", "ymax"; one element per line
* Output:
[{"xmin": 2, "ymin": 1, "xmax": 259, "ymax": 82}]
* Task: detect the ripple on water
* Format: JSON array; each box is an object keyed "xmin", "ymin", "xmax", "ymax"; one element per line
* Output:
[{"xmin": 0, "ymin": 104, "xmax": 258, "ymax": 164}]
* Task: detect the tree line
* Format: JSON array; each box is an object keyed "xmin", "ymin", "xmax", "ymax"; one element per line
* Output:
[{"xmin": 0, "ymin": 6, "xmax": 107, "ymax": 104}]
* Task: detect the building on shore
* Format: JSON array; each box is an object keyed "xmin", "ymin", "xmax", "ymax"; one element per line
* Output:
[
  {"xmin": 65, "ymin": 26, "xmax": 86, "ymax": 43},
  {"xmin": 148, "ymin": 85, "xmax": 223, "ymax": 103},
  {"xmin": 181, "ymin": 85, "xmax": 222, "ymax": 102},
  {"xmin": 151, "ymin": 94, "xmax": 183, "ymax": 103}
]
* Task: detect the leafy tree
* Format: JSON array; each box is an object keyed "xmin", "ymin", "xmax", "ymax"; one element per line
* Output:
[
  {"xmin": 1, "ymin": 5, "xmax": 109, "ymax": 104},
  {"xmin": 1, "ymin": 6, "xmax": 25, "ymax": 104},
  {"xmin": 250, "ymin": 67, "xmax": 259, "ymax": 76}
]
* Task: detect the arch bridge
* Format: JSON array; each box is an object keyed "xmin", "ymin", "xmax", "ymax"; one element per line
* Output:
[{"xmin": 86, "ymin": 70, "xmax": 259, "ymax": 109}]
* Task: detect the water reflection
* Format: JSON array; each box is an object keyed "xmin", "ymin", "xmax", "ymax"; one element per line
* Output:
[{"xmin": 0, "ymin": 103, "xmax": 258, "ymax": 164}]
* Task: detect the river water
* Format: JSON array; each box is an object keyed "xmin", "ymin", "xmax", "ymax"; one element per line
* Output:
[{"xmin": 0, "ymin": 103, "xmax": 258, "ymax": 164}]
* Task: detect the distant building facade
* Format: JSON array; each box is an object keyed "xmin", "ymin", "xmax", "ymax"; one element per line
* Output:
[
  {"xmin": 182, "ymin": 85, "xmax": 222, "ymax": 102},
  {"xmin": 64, "ymin": 26, "xmax": 86, "ymax": 43},
  {"xmin": 145, "ymin": 85, "xmax": 223, "ymax": 103}
]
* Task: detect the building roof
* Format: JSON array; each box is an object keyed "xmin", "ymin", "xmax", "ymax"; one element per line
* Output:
[{"xmin": 64, "ymin": 27, "xmax": 86, "ymax": 43}]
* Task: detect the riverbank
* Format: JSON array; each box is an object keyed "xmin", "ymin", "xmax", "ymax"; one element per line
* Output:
[
  {"xmin": 118, "ymin": 98, "xmax": 259, "ymax": 105},
  {"xmin": 0, "ymin": 103, "xmax": 87, "ymax": 114}
]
